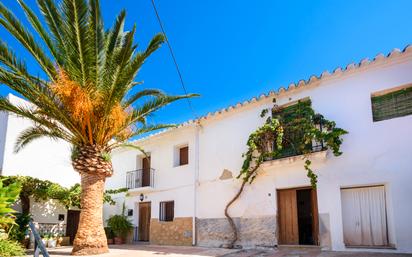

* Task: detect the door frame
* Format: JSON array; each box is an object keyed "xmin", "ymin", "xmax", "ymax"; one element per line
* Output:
[
  {"xmin": 277, "ymin": 186, "xmax": 319, "ymax": 245},
  {"xmin": 138, "ymin": 201, "xmax": 151, "ymax": 241}
]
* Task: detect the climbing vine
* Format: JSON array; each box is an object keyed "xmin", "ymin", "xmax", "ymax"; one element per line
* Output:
[
  {"xmin": 224, "ymin": 99, "xmax": 347, "ymax": 248},
  {"xmin": 1, "ymin": 176, "xmax": 128, "ymax": 213}
]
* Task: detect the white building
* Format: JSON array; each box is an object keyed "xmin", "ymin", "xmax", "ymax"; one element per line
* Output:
[
  {"xmin": 0, "ymin": 94, "xmax": 80, "ymax": 241},
  {"xmin": 106, "ymin": 46, "xmax": 412, "ymax": 253}
]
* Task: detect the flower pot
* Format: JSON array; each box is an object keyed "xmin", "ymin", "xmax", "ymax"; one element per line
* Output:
[
  {"xmin": 114, "ymin": 237, "xmax": 123, "ymax": 245},
  {"xmin": 41, "ymin": 239, "xmax": 48, "ymax": 247},
  {"xmin": 107, "ymin": 238, "xmax": 114, "ymax": 245},
  {"xmin": 48, "ymin": 239, "xmax": 57, "ymax": 248},
  {"xmin": 60, "ymin": 236, "xmax": 70, "ymax": 246},
  {"xmin": 57, "ymin": 237, "xmax": 63, "ymax": 247},
  {"xmin": 22, "ymin": 238, "xmax": 30, "ymax": 249}
]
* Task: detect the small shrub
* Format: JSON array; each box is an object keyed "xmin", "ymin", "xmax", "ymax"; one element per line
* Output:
[
  {"xmin": 107, "ymin": 215, "xmax": 133, "ymax": 239},
  {"xmin": 9, "ymin": 213, "xmax": 31, "ymax": 243},
  {"xmin": 0, "ymin": 239, "xmax": 25, "ymax": 257},
  {"xmin": 104, "ymin": 227, "xmax": 115, "ymax": 239}
]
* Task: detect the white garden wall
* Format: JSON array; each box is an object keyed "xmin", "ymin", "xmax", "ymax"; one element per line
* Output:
[{"xmin": 0, "ymin": 94, "xmax": 79, "ymax": 187}]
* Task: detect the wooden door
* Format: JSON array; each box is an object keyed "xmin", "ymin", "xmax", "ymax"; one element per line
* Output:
[
  {"xmin": 138, "ymin": 202, "xmax": 151, "ymax": 241},
  {"xmin": 278, "ymin": 189, "xmax": 299, "ymax": 244},
  {"xmin": 66, "ymin": 210, "xmax": 80, "ymax": 244},
  {"xmin": 311, "ymin": 189, "xmax": 319, "ymax": 245},
  {"xmin": 142, "ymin": 157, "xmax": 151, "ymax": 187}
]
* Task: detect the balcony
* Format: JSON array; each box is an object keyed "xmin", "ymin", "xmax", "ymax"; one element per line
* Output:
[
  {"xmin": 126, "ymin": 168, "xmax": 155, "ymax": 190},
  {"xmin": 261, "ymin": 141, "xmax": 327, "ymax": 168}
]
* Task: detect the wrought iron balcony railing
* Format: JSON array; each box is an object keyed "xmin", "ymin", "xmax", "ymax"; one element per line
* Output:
[
  {"xmin": 265, "ymin": 140, "xmax": 326, "ymax": 162},
  {"xmin": 126, "ymin": 168, "xmax": 155, "ymax": 189}
]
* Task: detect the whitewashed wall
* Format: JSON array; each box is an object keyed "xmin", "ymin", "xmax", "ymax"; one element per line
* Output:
[
  {"xmin": 105, "ymin": 125, "xmax": 197, "ymax": 224},
  {"xmin": 196, "ymin": 57, "xmax": 412, "ymax": 252},
  {"xmin": 0, "ymin": 94, "xmax": 79, "ymax": 187},
  {"xmin": 0, "ymin": 94, "xmax": 79, "ymax": 226},
  {"xmin": 106, "ymin": 55, "xmax": 412, "ymax": 252}
]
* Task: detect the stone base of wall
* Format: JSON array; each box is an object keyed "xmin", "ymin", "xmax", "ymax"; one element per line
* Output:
[
  {"xmin": 196, "ymin": 216, "xmax": 277, "ymax": 248},
  {"xmin": 150, "ymin": 217, "xmax": 193, "ymax": 246}
]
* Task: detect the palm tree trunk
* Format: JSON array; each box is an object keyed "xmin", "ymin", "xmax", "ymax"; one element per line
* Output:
[
  {"xmin": 71, "ymin": 145, "xmax": 112, "ymax": 256},
  {"xmin": 71, "ymin": 172, "xmax": 108, "ymax": 255}
]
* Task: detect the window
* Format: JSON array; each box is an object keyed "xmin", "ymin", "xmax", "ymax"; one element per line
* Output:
[
  {"xmin": 159, "ymin": 201, "xmax": 174, "ymax": 222},
  {"xmin": 179, "ymin": 146, "xmax": 188, "ymax": 166},
  {"xmin": 371, "ymin": 84, "xmax": 412, "ymax": 122}
]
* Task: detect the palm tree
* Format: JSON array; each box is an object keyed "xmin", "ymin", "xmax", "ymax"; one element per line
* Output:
[{"xmin": 0, "ymin": 0, "xmax": 196, "ymax": 255}]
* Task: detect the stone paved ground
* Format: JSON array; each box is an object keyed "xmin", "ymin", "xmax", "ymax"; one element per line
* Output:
[{"xmin": 26, "ymin": 245, "xmax": 412, "ymax": 257}]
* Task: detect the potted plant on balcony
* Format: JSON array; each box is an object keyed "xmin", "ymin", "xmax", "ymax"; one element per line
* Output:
[{"xmin": 107, "ymin": 215, "xmax": 133, "ymax": 244}]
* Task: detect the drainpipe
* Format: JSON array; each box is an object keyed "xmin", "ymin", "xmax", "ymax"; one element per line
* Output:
[{"xmin": 192, "ymin": 121, "xmax": 201, "ymax": 246}]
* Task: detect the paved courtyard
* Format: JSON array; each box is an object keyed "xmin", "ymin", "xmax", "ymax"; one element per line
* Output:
[{"xmin": 27, "ymin": 245, "xmax": 412, "ymax": 257}]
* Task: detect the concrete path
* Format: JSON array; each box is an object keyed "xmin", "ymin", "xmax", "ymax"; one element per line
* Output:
[{"xmin": 26, "ymin": 245, "xmax": 412, "ymax": 257}]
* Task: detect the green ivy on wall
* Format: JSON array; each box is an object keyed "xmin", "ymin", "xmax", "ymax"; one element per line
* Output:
[
  {"xmin": 237, "ymin": 99, "xmax": 347, "ymax": 187},
  {"xmin": 1, "ymin": 176, "xmax": 128, "ymax": 212},
  {"xmin": 224, "ymin": 98, "xmax": 347, "ymax": 248}
]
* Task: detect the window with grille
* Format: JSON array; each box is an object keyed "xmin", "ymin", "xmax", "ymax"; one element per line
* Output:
[
  {"xmin": 159, "ymin": 201, "xmax": 174, "ymax": 222},
  {"xmin": 371, "ymin": 85, "xmax": 412, "ymax": 122}
]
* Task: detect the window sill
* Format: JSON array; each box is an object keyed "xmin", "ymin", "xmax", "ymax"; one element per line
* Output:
[
  {"xmin": 158, "ymin": 220, "xmax": 174, "ymax": 223},
  {"xmin": 260, "ymin": 150, "xmax": 327, "ymax": 168},
  {"xmin": 173, "ymin": 164, "xmax": 189, "ymax": 168}
]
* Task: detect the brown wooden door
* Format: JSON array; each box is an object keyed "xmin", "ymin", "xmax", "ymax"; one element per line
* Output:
[
  {"xmin": 66, "ymin": 210, "xmax": 80, "ymax": 244},
  {"xmin": 142, "ymin": 157, "xmax": 151, "ymax": 187},
  {"xmin": 138, "ymin": 202, "xmax": 151, "ymax": 241},
  {"xmin": 278, "ymin": 189, "xmax": 299, "ymax": 244},
  {"xmin": 311, "ymin": 189, "xmax": 319, "ymax": 245}
]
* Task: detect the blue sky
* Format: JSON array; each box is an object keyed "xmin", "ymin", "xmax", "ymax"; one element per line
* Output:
[{"xmin": 1, "ymin": 0, "xmax": 412, "ymax": 126}]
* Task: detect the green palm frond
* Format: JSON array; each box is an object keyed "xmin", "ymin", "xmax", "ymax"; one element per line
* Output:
[
  {"xmin": 88, "ymin": 0, "xmax": 105, "ymax": 86},
  {"xmin": 0, "ymin": 2, "xmax": 56, "ymax": 79},
  {"xmin": 109, "ymin": 143, "xmax": 147, "ymax": 156},
  {"xmin": 0, "ymin": 40, "xmax": 28, "ymax": 76},
  {"xmin": 61, "ymin": 0, "xmax": 89, "ymax": 87},
  {"xmin": 130, "ymin": 94, "xmax": 199, "ymax": 123},
  {"xmin": 123, "ymin": 89, "xmax": 165, "ymax": 107},
  {"xmin": 131, "ymin": 124, "xmax": 177, "ymax": 137},
  {"xmin": 0, "ymin": 0, "xmax": 198, "ymax": 153},
  {"xmin": 17, "ymin": 0, "xmax": 59, "ymax": 61},
  {"xmin": 14, "ymin": 126, "xmax": 72, "ymax": 153},
  {"xmin": 37, "ymin": 0, "xmax": 66, "ymax": 55}
]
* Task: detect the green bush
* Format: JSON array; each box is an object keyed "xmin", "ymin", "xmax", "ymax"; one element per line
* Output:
[
  {"xmin": 0, "ymin": 239, "xmax": 25, "ymax": 257},
  {"xmin": 104, "ymin": 227, "xmax": 115, "ymax": 239},
  {"xmin": 107, "ymin": 215, "xmax": 133, "ymax": 239},
  {"xmin": 9, "ymin": 213, "xmax": 31, "ymax": 243}
]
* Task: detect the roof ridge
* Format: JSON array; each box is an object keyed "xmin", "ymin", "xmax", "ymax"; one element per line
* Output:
[{"xmin": 133, "ymin": 44, "xmax": 412, "ymax": 143}]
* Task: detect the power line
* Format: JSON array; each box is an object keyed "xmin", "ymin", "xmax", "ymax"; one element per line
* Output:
[{"xmin": 150, "ymin": 0, "xmax": 198, "ymax": 119}]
